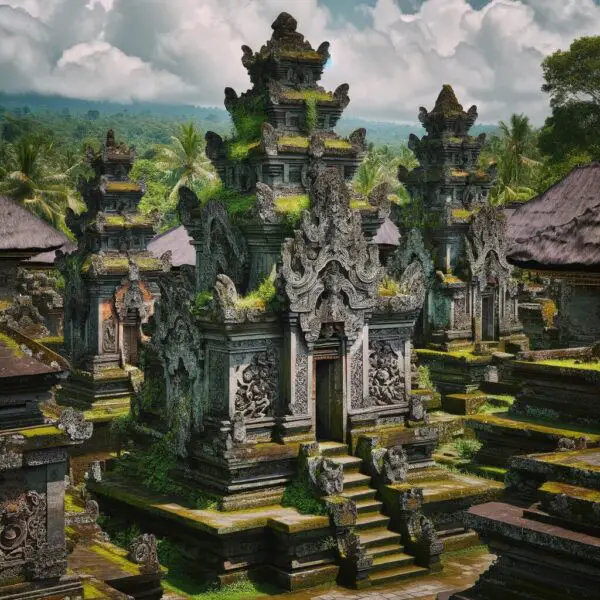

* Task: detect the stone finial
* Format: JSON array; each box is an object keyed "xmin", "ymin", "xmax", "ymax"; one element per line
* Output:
[
  {"xmin": 128, "ymin": 533, "xmax": 160, "ymax": 574},
  {"xmin": 58, "ymin": 408, "xmax": 93, "ymax": 442},
  {"xmin": 272, "ymin": 12, "xmax": 298, "ymax": 35}
]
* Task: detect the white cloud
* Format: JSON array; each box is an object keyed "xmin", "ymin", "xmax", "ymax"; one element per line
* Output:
[{"xmin": 0, "ymin": 0, "xmax": 599, "ymax": 123}]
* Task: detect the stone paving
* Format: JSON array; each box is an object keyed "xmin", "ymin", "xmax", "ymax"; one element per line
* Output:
[{"xmin": 277, "ymin": 548, "xmax": 495, "ymax": 600}]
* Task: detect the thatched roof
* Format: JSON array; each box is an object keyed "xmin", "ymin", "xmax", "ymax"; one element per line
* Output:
[
  {"xmin": 0, "ymin": 196, "xmax": 70, "ymax": 255},
  {"xmin": 506, "ymin": 162, "xmax": 600, "ymax": 272},
  {"xmin": 148, "ymin": 225, "xmax": 195, "ymax": 267}
]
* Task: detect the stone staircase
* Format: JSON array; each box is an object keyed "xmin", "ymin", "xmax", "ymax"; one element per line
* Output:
[{"xmin": 319, "ymin": 441, "xmax": 429, "ymax": 586}]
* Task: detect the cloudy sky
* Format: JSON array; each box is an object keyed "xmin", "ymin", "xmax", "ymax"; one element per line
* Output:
[{"xmin": 0, "ymin": 0, "xmax": 597, "ymax": 123}]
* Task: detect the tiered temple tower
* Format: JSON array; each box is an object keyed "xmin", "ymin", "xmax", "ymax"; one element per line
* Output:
[
  {"xmin": 203, "ymin": 12, "xmax": 374, "ymax": 289},
  {"xmin": 398, "ymin": 85, "xmax": 526, "ymax": 352},
  {"xmin": 56, "ymin": 130, "xmax": 170, "ymax": 421}
]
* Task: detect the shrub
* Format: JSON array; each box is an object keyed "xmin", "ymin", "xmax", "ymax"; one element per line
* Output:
[{"xmin": 455, "ymin": 438, "xmax": 482, "ymax": 460}]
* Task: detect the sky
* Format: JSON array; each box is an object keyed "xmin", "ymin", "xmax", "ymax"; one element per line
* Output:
[{"xmin": 0, "ymin": 0, "xmax": 597, "ymax": 124}]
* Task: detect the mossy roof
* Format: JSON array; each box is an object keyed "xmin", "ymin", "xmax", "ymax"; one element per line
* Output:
[
  {"xmin": 103, "ymin": 181, "xmax": 142, "ymax": 193},
  {"xmin": 416, "ymin": 347, "xmax": 491, "ymax": 364}
]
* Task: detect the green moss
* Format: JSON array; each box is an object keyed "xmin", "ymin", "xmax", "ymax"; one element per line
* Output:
[
  {"xmin": 104, "ymin": 214, "xmax": 153, "ymax": 228},
  {"xmin": 416, "ymin": 347, "xmax": 490, "ymax": 364},
  {"xmin": 65, "ymin": 493, "xmax": 85, "ymax": 513},
  {"xmin": 82, "ymin": 581, "xmax": 105, "ymax": 599},
  {"xmin": 324, "ymin": 139, "xmax": 352, "ymax": 150},
  {"xmin": 228, "ymin": 140, "xmax": 260, "ymax": 162},
  {"xmin": 280, "ymin": 49, "xmax": 322, "ymax": 60},
  {"xmin": 451, "ymin": 208, "xmax": 473, "ymax": 220},
  {"xmin": 281, "ymin": 477, "xmax": 327, "ymax": 516},
  {"xmin": 418, "ymin": 365, "xmax": 433, "ymax": 389},
  {"xmin": 19, "ymin": 425, "xmax": 62, "ymax": 438},
  {"xmin": 104, "ymin": 181, "xmax": 142, "ymax": 193},
  {"xmin": 454, "ymin": 439, "xmax": 482, "ymax": 460},
  {"xmin": 88, "ymin": 543, "xmax": 140, "ymax": 575},
  {"xmin": 34, "ymin": 336, "xmax": 64, "ymax": 345},
  {"xmin": 235, "ymin": 277, "xmax": 277, "ymax": 311},
  {"xmin": 540, "ymin": 481, "xmax": 600, "ymax": 502},
  {"xmin": 278, "ymin": 135, "xmax": 309, "ymax": 149},
  {"xmin": 533, "ymin": 358, "xmax": 600, "ymax": 372},
  {"xmin": 192, "ymin": 291, "xmax": 213, "ymax": 314},
  {"xmin": 274, "ymin": 194, "xmax": 309, "ymax": 225},
  {"xmin": 0, "ymin": 332, "xmax": 24, "ymax": 357},
  {"xmin": 349, "ymin": 198, "xmax": 373, "ymax": 211},
  {"xmin": 378, "ymin": 275, "xmax": 400, "ymax": 297},
  {"xmin": 0, "ymin": 300, "xmax": 12, "ymax": 311},
  {"xmin": 281, "ymin": 90, "xmax": 333, "ymax": 102}
]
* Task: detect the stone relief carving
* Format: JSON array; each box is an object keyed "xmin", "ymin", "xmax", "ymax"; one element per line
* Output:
[
  {"xmin": 252, "ymin": 182, "xmax": 278, "ymax": 223},
  {"xmin": 466, "ymin": 205, "xmax": 512, "ymax": 290},
  {"xmin": 282, "ymin": 168, "xmax": 383, "ymax": 343},
  {"xmin": 0, "ymin": 485, "xmax": 59, "ymax": 583},
  {"xmin": 101, "ymin": 315, "xmax": 117, "ymax": 353},
  {"xmin": 369, "ymin": 341, "xmax": 405, "ymax": 405},
  {"xmin": 356, "ymin": 438, "xmax": 409, "ymax": 484},
  {"xmin": 178, "ymin": 188, "xmax": 247, "ymax": 293},
  {"xmin": 234, "ymin": 349, "xmax": 278, "ymax": 419}
]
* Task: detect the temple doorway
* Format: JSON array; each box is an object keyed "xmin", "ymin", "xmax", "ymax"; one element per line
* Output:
[
  {"xmin": 313, "ymin": 356, "xmax": 344, "ymax": 442},
  {"xmin": 481, "ymin": 292, "xmax": 496, "ymax": 341}
]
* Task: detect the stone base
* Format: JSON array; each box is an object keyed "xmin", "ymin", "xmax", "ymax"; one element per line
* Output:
[
  {"xmin": 443, "ymin": 393, "xmax": 487, "ymax": 416},
  {"xmin": 466, "ymin": 413, "xmax": 600, "ymax": 467},
  {"xmin": 380, "ymin": 467, "xmax": 503, "ymax": 547},
  {"xmin": 0, "ymin": 578, "xmax": 83, "ymax": 600},
  {"xmin": 88, "ymin": 475, "xmax": 337, "ymax": 592},
  {"xmin": 450, "ymin": 501, "xmax": 600, "ymax": 600}
]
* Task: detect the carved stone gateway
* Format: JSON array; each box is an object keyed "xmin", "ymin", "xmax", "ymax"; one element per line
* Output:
[{"xmin": 282, "ymin": 168, "xmax": 383, "ymax": 344}]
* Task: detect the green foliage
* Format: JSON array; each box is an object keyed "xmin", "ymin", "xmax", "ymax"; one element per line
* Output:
[
  {"xmin": 196, "ymin": 182, "xmax": 256, "ymax": 218},
  {"xmin": 114, "ymin": 436, "xmax": 218, "ymax": 510},
  {"xmin": 110, "ymin": 412, "xmax": 135, "ymax": 454},
  {"xmin": 192, "ymin": 291, "xmax": 213, "ymax": 314},
  {"xmin": 417, "ymin": 365, "xmax": 433, "ymax": 390},
  {"xmin": 230, "ymin": 94, "xmax": 267, "ymax": 142},
  {"xmin": 236, "ymin": 275, "xmax": 277, "ymax": 311},
  {"xmin": 378, "ymin": 275, "xmax": 400, "ymax": 297},
  {"xmin": 455, "ymin": 439, "xmax": 482, "ymax": 460},
  {"xmin": 304, "ymin": 97, "xmax": 318, "ymax": 133},
  {"xmin": 538, "ymin": 36, "xmax": 600, "ymax": 165},
  {"xmin": 281, "ymin": 476, "xmax": 327, "ymax": 516},
  {"xmin": 482, "ymin": 114, "xmax": 541, "ymax": 206}
]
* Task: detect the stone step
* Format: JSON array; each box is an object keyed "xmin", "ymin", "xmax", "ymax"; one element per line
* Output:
[
  {"xmin": 355, "ymin": 498, "xmax": 384, "ymax": 515},
  {"xmin": 370, "ymin": 551, "xmax": 416, "ymax": 573},
  {"xmin": 319, "ymin": 441, "xmax": 349, "ymax": 457},
  {"xmin": 369, "ymin": 563, "xmax": 429, "ymax": 586},
  {"xmin": 355, "ymin": 512, "xmax": 391, "ymax": 531},
  {"xmin": 359, "ymin": 527, "xmax": 402, "ymax": 550},
  {"xmin": 341, "ymin": 486, "xmax": 377, "ymax": 503},
  {"xmin": 343, "ymin": 472, "xmax": 372, "ymax": 489},
  {"xmin": 328, "ymin": 455, "xmax": 362, "ymax": 473},
  {"xmin": 367, "ymin": 542, "xmax": 406, "ymax": 559},
  {"xmin": 441, "ymin": 530, "xmax": 480, "ymax": 553}
]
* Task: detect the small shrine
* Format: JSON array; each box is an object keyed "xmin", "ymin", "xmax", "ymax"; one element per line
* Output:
[
  {"xmin": 56, "ymin": 130, "xmax": 170, "ymax": 424},
  {"xmin": 396, "ymin": 85, "xmax": 528, "ymax": 410},
  {"xmin": 0, "ymin": 324, "xmax": 92, "ymax": 599}
]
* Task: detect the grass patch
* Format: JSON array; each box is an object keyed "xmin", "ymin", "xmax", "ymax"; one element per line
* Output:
[
  {"xmin": 236, "ymin": 277, "xmax": 277, "ymax": 311},
  {"xmin": 227, "ymin": 140, "xmax": 260, "ymax": 162},
  {"xmin": 192, "ymin": 291, "xmax": 213, "ymax": 314},
  {"xmin": 281, "ymin": 90, "xmax": 333, "ymax": 103},
  {"xmin": 280, "ymin": 49, "xmax": 322, "ymax": 60}
]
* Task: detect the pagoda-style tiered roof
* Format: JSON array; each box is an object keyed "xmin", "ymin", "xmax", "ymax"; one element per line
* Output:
[
  {"xmin": 67, "ymin": 130, "xmax": 164, "ymax": 278},
  {"xmin": 204, "ymin": 12, "xmax": 368, "ymax": 217},
  {"xmin": 399, "ymin": 85, "xmax": 495, "ymax": 203}
]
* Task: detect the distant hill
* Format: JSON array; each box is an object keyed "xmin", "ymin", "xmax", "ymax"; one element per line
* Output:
[{"xmin": 0, "ymin": 92, "xmax": 499, "ymax": 147}]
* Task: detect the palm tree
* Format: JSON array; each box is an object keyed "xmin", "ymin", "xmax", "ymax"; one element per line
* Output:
[
  {"xmin": 0, "ymin": 136, "xmax": 83, "ymax": 230},
  {"xmin": 155, "ymin": 122, "xmax": 216, "ymax": 201},
  {"xmin": 489, "ymin": 114, "xmax": 541, "ymax": 205}
]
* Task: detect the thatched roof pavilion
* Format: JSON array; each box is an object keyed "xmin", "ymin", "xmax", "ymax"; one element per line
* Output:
[{"xmin": 506, "ymin": 162, "xmax": 600, "ymax": 275}]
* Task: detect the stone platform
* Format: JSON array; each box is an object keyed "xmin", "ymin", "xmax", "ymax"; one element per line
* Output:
[{"xmin": 450, "ymin": 447, "xmax": 600, "ymax": 599}]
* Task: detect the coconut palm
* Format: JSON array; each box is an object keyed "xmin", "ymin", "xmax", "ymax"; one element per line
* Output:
[
  {"xmin": 155, "ymin": 122, "xmax": 216, "ymax": 201},
  {"xmin": 488, "ymin": 114, "xmax": 541, "ymax": 205},
  {"xmin": 0, "ymin": 136, "xmax": 83, "ymax": 230}
]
